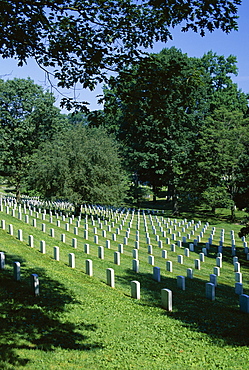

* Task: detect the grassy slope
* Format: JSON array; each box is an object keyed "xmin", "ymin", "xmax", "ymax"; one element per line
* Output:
[{"xmin": 0, "ymin": 207, "xmax": 249, "ymax": 370}]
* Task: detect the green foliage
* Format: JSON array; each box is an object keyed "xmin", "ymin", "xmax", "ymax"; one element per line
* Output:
[
  {"xmin": 0, "ymin": 78, "xmax": 67, "ymax": 198},
  {"xmin": 103, "ymin": 48, "xmax": 249, "ymax": 215},
  {"xmin": 191, "ymin": 108, "xmax": 249, "ymax": 214},
  {"xmin": 26, "ymin": 125, "xmax": 129, "ymax": 206},
  {"xmin": 104, "ymin": 48, "xmax": 205, "ymax": 204},
  {"xmin": 0, "ymin": 0, "xmax": 242, "ymax": 109}
]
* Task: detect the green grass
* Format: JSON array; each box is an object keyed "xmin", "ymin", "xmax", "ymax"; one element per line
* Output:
[{"xmin": 0, "ymin": 205, "xmax": 249, "ymax": 369}]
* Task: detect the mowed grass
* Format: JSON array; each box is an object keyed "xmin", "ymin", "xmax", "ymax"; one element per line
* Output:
[{"xmin": 0, "ymin": 206, "xmax": 249, "ymax": 370}]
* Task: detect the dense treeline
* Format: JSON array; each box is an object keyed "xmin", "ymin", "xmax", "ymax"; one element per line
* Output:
[
  {"xmin": 94, "ymin": 48, "xmax": 249, "ymax": 217},
  {"xmin": 0, "ymin": 48, "xmax": 249, "ymax": 218}
]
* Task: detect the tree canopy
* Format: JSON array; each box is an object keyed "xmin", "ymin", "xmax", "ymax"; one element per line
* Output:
[
  {"xmin": 0, "ymin": 78, "xmax": 67, "ymax": 199},
  {"xmin": 102, "ymin": 47, "xmax": 249, "ymax": 214},
  {"xmin": 0, "ymin": 0, "xmax": 242, "ymax": 109},
  {"xmin": 26, "ymin": 125, "xmax": 129, "ymax": 208}
]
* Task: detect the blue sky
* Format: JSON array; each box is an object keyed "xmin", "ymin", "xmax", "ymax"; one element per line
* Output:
[{"xmin": 0, "ymin": 1, "xmax": 248, "ymax": 112}]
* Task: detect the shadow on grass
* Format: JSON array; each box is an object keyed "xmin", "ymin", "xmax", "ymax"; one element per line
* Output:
[
  {"xmin": 0, "ymin": 253, "xmax": 103, "ymax": 370},
  {"xmin": 116, "ymin": 268, "xmax": 249, "ymax": 347}
]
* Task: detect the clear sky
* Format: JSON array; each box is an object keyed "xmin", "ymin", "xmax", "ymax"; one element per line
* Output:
[{"xmin": 0, "ymin": 0, "xmax": 248, "ymax": 112}]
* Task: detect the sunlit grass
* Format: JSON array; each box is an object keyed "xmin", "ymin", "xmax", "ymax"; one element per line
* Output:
[{"xmin": 0, "ymin": 205, "xmax": 249, "ymax": 369}]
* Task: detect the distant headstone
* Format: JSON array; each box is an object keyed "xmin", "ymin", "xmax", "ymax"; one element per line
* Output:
[
  {"xmin": 153, "ymin": 266, "xmax": 160, "ymax": 282},
  {"xmin": 72, "ymin": 238, "xmax": 77, "ymax": 248},
  {"xmin": 28, "ymin": 235, "xmax": 34, "ymax": 248},
  {"xmin": 235, "ymin": 282, "xmax": 243, "ymax": 295},
  {"xmin": 13, "ymin": 261, "xmax": 21, "ymax": 281},
  {"xmin": 162, "ymin": 250, "xmax": 167, "ymax": 259},
  {"xmin": 148, "ymin": 255, "xmax": 154, "ymax": 265},
  {"xmin": 187, "ymin": 268, "xmax": 193, "ymax": 279},
  {"xmin": 213, "ymin": 266, "xmax": 220, "ymax": 276},
  {"xmin": 106, "ymin": 268, "xmax": 115, "ymax": 287},
  {"xmin": 206, "ymin": 282, "xmax": 215, "ymax": 301},
  {"xmin": 194, "ymin": 259, "xmax": 201, "ymax": 270},
  {"xmin": 40, "ymin": 240, "xmax": 46, "ymax": 254},
  {"xmin": 30, "ymin": 274, "xmax": 39, "ymax": 296},
  {"xmin": 86, "ymin": 259, "xmax": 93, "ymax": 276},
  {"xmin": 161, "ymin": 288, "xmax": 172, "ymax": 311},
  {"xmin": 0, "ymin": 252, "xmax": 5, "ymax": 269},
  {"xmin": 210, "ymin": 274, "xmax": 217, "ymax": 287},
  {"xmin": 118, "ymin": 243, "xmax": 123, "ymax": 254},
  {"xmin": 69, "ymin": 253, "xmax": 75, "ymax": 268},
  {"xmin": 166, "ymin": 260, "xmax": 172, "ymax": 272},
  {"xmin": 131, "ymin": 280, "xmax": 140, "ymax": 299},
  {"xmin": 98, "ymin": 246, "xmax": 104, "ymax": 259},
  {"xmin": 54, "ymin": 246, "xmax": 60, "ymax": 261},
  {"xmin": 239, "ymin": 294, "xmax": 249, "ymax": 313},
  {"xmin": 132, "ymin": 259, "xmax": 139, "ymax": 273},
  {"xmin": 177, "ymin": 275, "xmax": 185, "ymax": 290},
  {"xmin": 114, "ymin": 251, "xmax": 120, "ymax": 265},
  {"xmin": 177, "ymin": 255, "xmax": 183, "ymax": 264}
]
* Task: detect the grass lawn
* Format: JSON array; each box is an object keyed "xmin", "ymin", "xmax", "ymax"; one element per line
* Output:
[{"xmin": 0, "ymin": 203, "xmax": 249, "ymax": 369}]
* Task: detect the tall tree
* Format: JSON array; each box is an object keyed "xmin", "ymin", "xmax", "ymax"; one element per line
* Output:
[
  {"xmin": 0, "ymin": 0, "xmax": 241, "ymax": 110},
  {"xmin": 104, "ymin": 47, "xmax": 206, "ymax": 212},
  {"xmin": 0, "ymin": 78, "xmax": 67, "ymax": 200},
  {"xmin": 26, "ymin": 125, "xmax": 128, "ymax": 210},
  {"xmin": 192, "ymin": 108, "xmax": 249, "ymax": 219}
]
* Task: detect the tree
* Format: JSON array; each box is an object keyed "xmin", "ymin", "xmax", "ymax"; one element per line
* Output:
[
  {"xmin": 193, "ymin": 108, "xmax": 249, "ymax": 219},
  {"xmin": 26, "ymin": 125, "xmax": 128, "ymax": 210},
  {"xmin": 0, "ymin": 78, "xmax": 67, "ymax": 200},
  {"xmin": 0, "ymin": 0, "xmax": 242, "ymax": 110},
  {"xmin": 103, "ymin": 47, "xmax": 207, "ymax": 212}
]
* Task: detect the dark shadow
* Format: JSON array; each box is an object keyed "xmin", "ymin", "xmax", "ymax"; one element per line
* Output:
[
  {"xmin": 116, "ymin": 267, "xmax": 249, "ymax": 347},
  {"xmin": 0, "ymin": 253, "xmax": 103, "ymax": 370}
]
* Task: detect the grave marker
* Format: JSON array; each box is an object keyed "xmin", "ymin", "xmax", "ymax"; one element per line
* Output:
[
  {"xmin": 131, "ymin": 281, "xmax": 140, "ymax": 299},
  {"xmin": 206, "ymin": 282, "xmax": 215, "ymax": 301},
  {"xmin": 0, "ymin": 252, "xmax": 5, "ymax": 269},
  {"xmin": 153, "ymin": 266, "xmax": 161, "ymax": 282},
  {"xmin": 177, "ymin": 275, "xmax": 185, "ymax": 290},
  {"xmin": 86, "ymin": 259, "xmax": 93, "ymax": 276},
  {"xmin": 161, "ymin": 288, "xmax": 172, "ymax": 311},
  {"xmin": 40, "ymin": 240, "xmax": 46, "ymax": 254},
  {"xmin": 106, "ymin": 268, "xmax": 115, "ymax": 287},
  {"xmin": 54, "ymin": 246, "xmax": 60, "ymax": 261},
  {"xmin": 13, "ymin": 261, "xmax": 21, "ymax": 281},
  {"xmin": 239, "ymin": 294, "xmax": 249, "ymax": 313},
  {"xmin": 30, "ymin": 274, "xmax": 39, "ymax": 296}
]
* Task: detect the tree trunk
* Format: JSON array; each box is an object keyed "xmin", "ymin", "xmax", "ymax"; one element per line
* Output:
[
  {"xmin": 74, "ymin": 203, "xmax": 81, "ymax": 217},
  {"xmin": 230, "ymin": 204, "xmax": 236, "ymax": 222},
  {"xmin": 172, "ymin": 185, "xmax": 179, "ymax": 216},
  {"xmin": 16, "ymin": 185, "xmax": 21, "ymax": 204},
  {"xmin": 152, "ymin": 183, "xmax": 157, "ymax": 203}
]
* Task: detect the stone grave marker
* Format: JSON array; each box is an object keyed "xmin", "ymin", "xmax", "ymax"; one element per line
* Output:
[
  {"xmin": 0, "ymin": 252, "xmax": 5, "ymax": 269},
  {"xmin": 106, "ymin": 268, "xmax": 115, "ymax": 287},
  {"xmin": 69, "ymin": 253, "xmax": 75, "ymax": 268},
  {"xmin": 132, "ymin": 259, "xmax": 139, "ymax": 273},
  {"xmin": 30, "ymin": 274, "xmax": 39, "ymax": 296},
  {"xmin": 131, "ymin": 280, "xmax": 140, "ymax": 299},
  {"xmin": 161, "ymin": 288, "xmax": 172, "ymax": 311},
  {"xmin": 86, "ymin": 259, "xmax": 93, "ymax": 276},
  {"xmin": 98, "ymin": 246, "xmax": 104, "ymax": 259},
  {"xmin": 239, "ymin": 294, "xmax": 249, "ymax": 313},
  {"xmin": 177, "ymin": 275, "xmax": 185, "ymax": 290},
  {"xmin": 13, "ymin": 261, "xmax": 21, "ymax": 281},
  {"xmin": 206, "ymin": 282, "xmax": 215, "ymax": 301},
  {"xmin": 54, "ymin": 246, "xmax": 60, "ymax": 261},
  {"xmin": 153, "ymin": 266, "xmax": 161, "ymax": 282}
]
